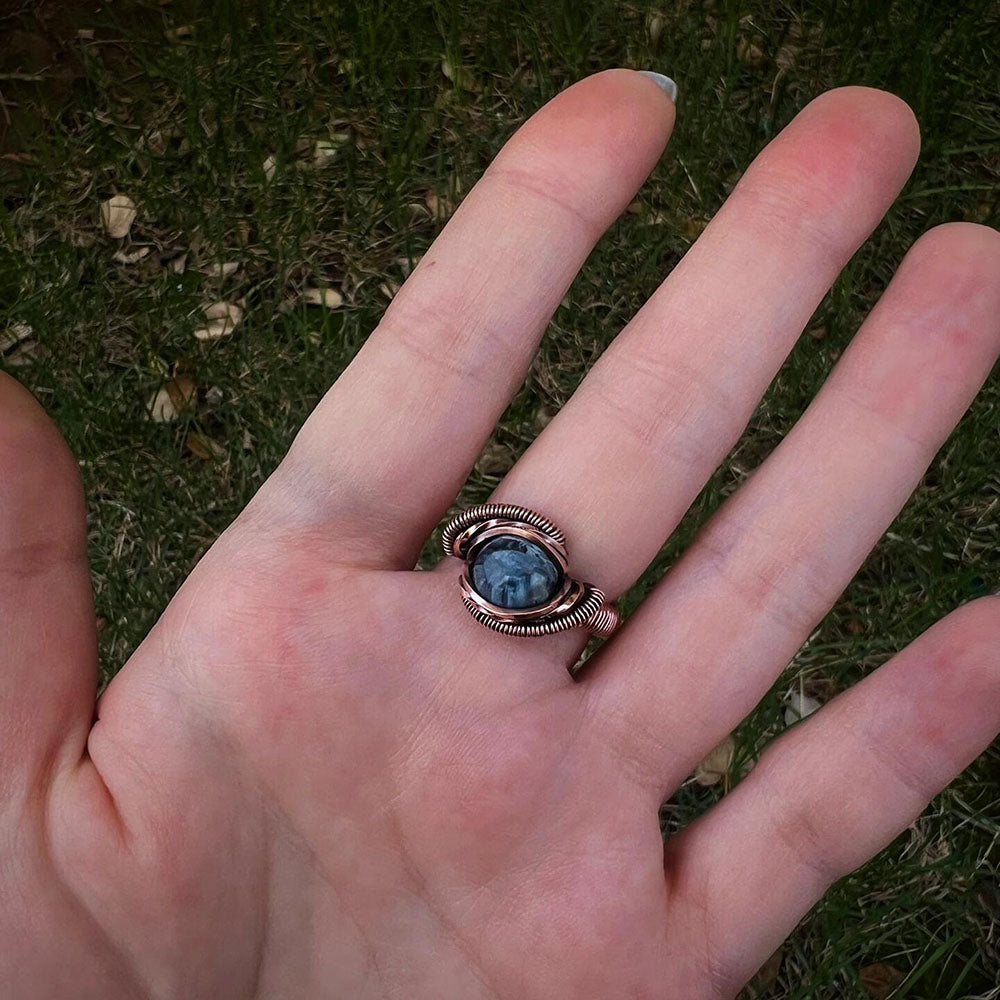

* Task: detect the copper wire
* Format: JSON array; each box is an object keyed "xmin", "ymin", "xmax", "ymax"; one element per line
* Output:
[{"xmin": 441, "ymin": 504, "xmax": 620, "ymax": 638}]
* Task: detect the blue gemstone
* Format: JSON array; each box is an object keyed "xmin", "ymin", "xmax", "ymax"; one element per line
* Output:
[{"xmin": 470, "ymin": 535, "xmax": 563, "ymax": 610}]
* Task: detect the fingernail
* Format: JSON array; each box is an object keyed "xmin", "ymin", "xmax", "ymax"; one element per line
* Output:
[{"xmin": 636, "ymin": 71, "xmax": 677, "ymax": 102}]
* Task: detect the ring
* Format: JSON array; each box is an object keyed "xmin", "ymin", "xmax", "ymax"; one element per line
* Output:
[{"xmin": 441, "ymin": 503, "xmax": 621, "ymax": 638}]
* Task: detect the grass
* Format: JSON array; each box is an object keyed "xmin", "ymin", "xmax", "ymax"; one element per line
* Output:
[{"xmin": 1, "ymin": 0, "xmax": 998, "ymax": 996}]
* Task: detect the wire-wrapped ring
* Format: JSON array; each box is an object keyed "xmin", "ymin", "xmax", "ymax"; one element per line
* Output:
[{"xmin": 441, "ymin": 503, "xmax": 621, "ymax": 638}]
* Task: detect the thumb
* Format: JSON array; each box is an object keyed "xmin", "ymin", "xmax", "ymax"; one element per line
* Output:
[{"xmin": 0, "ymin": 373, "xmax": 97, "ymax": 796}]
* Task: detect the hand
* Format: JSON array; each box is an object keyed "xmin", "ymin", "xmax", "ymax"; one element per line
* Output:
[{"xmin": 4, "ymin": 70, "xmax": 999, "ymax": 999}]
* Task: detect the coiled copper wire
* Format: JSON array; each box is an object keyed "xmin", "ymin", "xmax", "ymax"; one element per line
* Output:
[
  {"xmin": 441, "ymin": 503, "xmax": 566, "ymax": 557},
  {"xmin": 441, "ymin": 503, "xmax": 620, "ymax": 638}
]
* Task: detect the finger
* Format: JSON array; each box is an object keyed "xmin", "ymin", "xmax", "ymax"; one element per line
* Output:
[
  {"xmin": 491, "ymin": 87, "xmax": 919, "ymax": 597},
  {"xmin": 661, "ymin": 597, "xmax": 1000, "ymax": 997},
  {"xmin": 587, "ymin": 222, "xmax": 1000, "ymax": 792},
  {"xmin": 262, "ymin": 69, "xmax": 675, "ymax": 567},
  {"xmin": 0, "ymin": 374, "xmax": 96, "ymax": 792}
]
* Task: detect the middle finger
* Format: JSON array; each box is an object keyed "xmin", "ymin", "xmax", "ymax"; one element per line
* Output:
[{"xmin": 493, "ymin": 87, "xmax": 919, "ymax": 600}]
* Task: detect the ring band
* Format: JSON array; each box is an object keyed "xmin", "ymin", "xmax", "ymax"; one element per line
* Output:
[{"xmin": 441, "ymin": 503, "xmax": 621, "ymax": 638}]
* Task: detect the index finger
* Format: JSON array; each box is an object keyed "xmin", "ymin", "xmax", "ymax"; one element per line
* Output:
[{"xmin": 262, "ymin": 69, "xmax": 676, "ymax": 567}]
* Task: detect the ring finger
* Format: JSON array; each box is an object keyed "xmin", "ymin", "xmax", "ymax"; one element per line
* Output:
[{"xmin": 491, "ymin": 86, "xmax": 919, "ymax": 605}]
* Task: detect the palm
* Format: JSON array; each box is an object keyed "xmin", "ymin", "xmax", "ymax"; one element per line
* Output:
[{"xmin": 4, "ymin": 72, "xmax": 1000, "ymax": 1000}]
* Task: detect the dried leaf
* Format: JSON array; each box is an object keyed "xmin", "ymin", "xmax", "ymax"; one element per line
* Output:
[
  {"xmin": 776, "ymin": 44, "xmax": 798, "ymax": 70},
  {"xmin": 100, "ymin": 194, "xmax": 137, "ymax": 239},
  {"xmin": 262, "ymin": 154, "xmax": 277, "ymax": 181},
  {"xmin": 194, "ymin": 301, "xmax": 243, "ymax": 341},
  {"xmin": 440, "ymin": 55, "xmax": 480, "ymax": 91},
  {"xmin": 683, "ymin": 217, "xmax": 709, "ymax": 239},
  {"xmin": 737, "ymin": 36, "xmax": 766, "ymax": 67},
  {"xmin": 395, "ymin": 254, "xmax": 421, "ymax": 278},
  {"xmin": 475, "ymin": 440, "xmax": 513, "ymax": 477},
  {"xmin": 694, "ymin": 735, "xmax": 735, "ymax": 786},
  {"xmin": 1, "ymin": 322, "xmax": 40, "ymax": 367},
  {"xmin": 204, "ymin": 385, "xmax": 224, "ymax": 408},
  {"xmin": 165, "ymin": 24, "xmax": 194, "ymax": 41},
  {"xmin": 311, "ymin": 135, "xmax": 349, "ymax": 167},
  {"xmin": 169, "ymin": 253, "xmax": 188, "ymax": 274},
  {"xmin": 201, "ymin": 261, "xmax": 240, "ymax": 278},
  {"xmin": 112, "ymin": 246, "xmax": 151, "ymax": 265},
  {"xmin": 186, "ymin": 431, "xmax": 226, "ymax": 461},
  {"xmin": 784, "ymin": 691, "xmax": 821, "ymax": 727},
  {"xmin": 533, "ymin": 405, "xmax": 555, "ymax": 432},
  {"xmin": 148, "ymin": 375, "xmax": 196, "ymax": 423},
  {"xmin": 425, "ymin": 188, "xmax": 454, "ymax": 220},
  {"xmin": 301, "ymin": 286, "xmax": 344, "ymax": 309},
  {"xmin": 77, "ymin": 28, "xmax": 95, "ymax": 40},
  {"xmin": 646, "ymin": 12, "xmax": 665, "ymax": 45},
  {"xmin": 235, "ymin": 220, "xmax": 252, "ymax": 245},
  {"xmin": 0, "ymin": 322, "xmax": 33, "ymax": 354},
  {"xmin": 146, "ymin": 129, "xmax": 166, "ymax": 155},
  {"xmin": 860, "ymin": 963, "xmax": 905, "ymax": 999},
  {"xmin": 4, "ymin": 340, "xmax": 43, "ymax": 367}
]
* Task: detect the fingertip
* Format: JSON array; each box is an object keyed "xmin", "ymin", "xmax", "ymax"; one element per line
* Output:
[
  {"xmin": 786, "ymin": 86, "xmax": 920, "ymax": 201},
  {"xmin": 555, "ymin": 66, "xmax": 676, "ymax": 147},
  {"xmin": 932, "ymin": 594, "xmax": 1000, "ymax": 661},
  {"xmin": 807, "ymin": 85, "xmax": 920, "ymax": 159},
  {"xmin": 634, "ymin": 70, "xmax": 678, "ymax": 104},
  {"xmin": 0, "ymin": 372, "xmax": 83, "ymax": 550},
  {"xmin": 887, "ymin": 222, "xmax": 1000, "ymax": 357},
  {"xmin": 909, "ymin": 220, "xmax": 1000, "ymax": 270}
]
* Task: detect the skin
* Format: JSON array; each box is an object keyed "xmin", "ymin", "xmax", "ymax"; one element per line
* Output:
[{"xmin": 2, "ymin": 70, "xmax": 999, "ymax": 999}]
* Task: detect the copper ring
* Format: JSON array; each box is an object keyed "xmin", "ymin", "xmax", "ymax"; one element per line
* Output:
[{"xmin": 441, "ymin": 503, "xmax": 621, "ymax": 638}]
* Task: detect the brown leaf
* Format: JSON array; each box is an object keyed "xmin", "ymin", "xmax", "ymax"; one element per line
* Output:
[
  {"xmin": 475, "ymin": 440, "xmax": 513, "ymax": 477},
  {"xmin": 185, "ymin": 431, "xmax": 226, "ymax": 461},
  {"xmin": 860, "ymin": 963, "xmax": 905, "ymax": 998},
  {"xmin": 3, "ymin": 339, "xmax": 43, "ymax": 367},
  {"xmin": 683, "ymin": 217, "xmax": 709, "ymax": 239},
  {"xmin": 301, "ymin": 286, "xmax": 344, "ymax": 309},
  {"xmin": 200, "ymin": 261, "xmax": 240, "ymax": 279},
  {"xmin": 737, "ymin": 37, "xmax": 766, "ymax": 67},
  {"xmin": 100, "ymin": 195, "xmax": 137, "ymax": 239},
  {"xmin": 0, "ymin": 322, "xmax": 33, "ymax": 354},
  {"xmin": 194, "ymin": 301, "xmax": 243, "ymax": 341},
  {"xmin": 148, "ymin": 375, "xmax": 196, "ymax": 423},
  {"xmin": 646, "ymin": 12, "xmax": 665, "ymax": 45},
  {"xmin": 425, "ymin": 188, "xmax": 454, "ymax": 220},
  {"xmin": 112, "ymin": 246, "xmax": 151, "ymax": 265},
  {"xmin": 440, "ymin": 55, "xmax": 481, "ymax": 92},
  {"xmin": 783, "ymin": 691, "xmax": 821, "ymax": 727},
  {"xmin": 694, "ymin": 735, "xmax": 735, "ymax": 786},
  {"xmin": 310, "ymin": 135, "xmax": 349, "ymax": 167}
]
